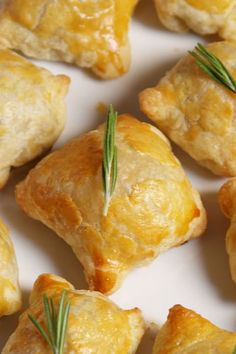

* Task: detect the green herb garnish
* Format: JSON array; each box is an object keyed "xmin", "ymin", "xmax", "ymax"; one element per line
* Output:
[
  {"xmin": 233, "ymin": 345, "xmax": 236, "ymax": 354},
  {"xmin": 102, "ymin": 104, "xmax": 118, "ymax": 216},
  {"xmin": 28, "ymin": 291, "xmax": 70, "ymax": 354},
  {"xmin": 189, "ymin": 43, "xmax": 236, "ymax": 93}
]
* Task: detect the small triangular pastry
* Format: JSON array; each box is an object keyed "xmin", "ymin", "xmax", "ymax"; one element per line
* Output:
[
  {"xmin": 0, "ymin": 0, "xmax": 137, "ymax": 79},
  {"xmin": 0, "ymin": 48, "xmax": 69, "ymax": 188},
  {"xmin": 16, "ymin": 114, "xmax": 206, "ymax": 294},
  {"xmin": 2, "ymin": 273, "xmax": 145, "ymax": 354},
  {"xmin": 154, "ymin": 0, "xmax": 236, "ymax": 42},
  {"xmin": 140, "ymin": 41, "xmax": 236, "ymax": 176},
  {"xmin": 0, "ymin": 219, "xmax": 21, "ymax": 316},
  {"xmin": 219, "ymin": 178, "xmax": 236, "ymax": 283},
  {"xmin": 153, "ymin": 305, "xmax": 236, "ymax": 353}
]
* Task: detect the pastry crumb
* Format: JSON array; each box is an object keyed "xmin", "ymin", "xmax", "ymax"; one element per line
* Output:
[{"xmin": 96, "ymin": 102, "xmax": 107, "ymax": 115}]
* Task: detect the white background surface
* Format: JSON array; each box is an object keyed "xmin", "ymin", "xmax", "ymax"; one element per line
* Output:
[{"xmin": 0, "ymin": 1, "xmax": 235, "ymax": 352}]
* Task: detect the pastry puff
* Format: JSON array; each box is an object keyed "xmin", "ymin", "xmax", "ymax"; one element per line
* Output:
[
  {"xmin": 154, "ymin": 0, "xmax": 236, "ymax": 42},
  {"xmin": 0, "ymin": 0, "xmax": 137, "ymax": 79},
  {"xmin": 140, "ymin": 41, "xmax": 236, "ymax": 176},
  {"xmin": 0, "ymin": 218, "xmax": 21, "ymax": 316},
  {"xmin": 218, "ymin": 178, "xmax": 236, "ymax": 283},
  {"xmin": 2, "ymin": 273, "xmax": 145, "ymax": 354},
  {"xmin": 152, "ymin": 305, "xmax": 236, "ymax": 353},
  {"xmin": 0, "ymin": 48, "xmax": 69, "ymax": 188},
  {"xmin": 16, "ymin": 114, "xmax": 207, "ymax": 294}
]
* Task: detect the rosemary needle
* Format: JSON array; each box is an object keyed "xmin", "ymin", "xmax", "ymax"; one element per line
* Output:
[
  {"xmin": 189, "ymin": 43, "xmax": 236, "ymax": 93},
  {"xmin": 102, "ymin": 104, "xmax": 118, "ymax": 216},
  {"xmin": 28, "ymin": 290, "xmax": 70, "ymax": 354}
]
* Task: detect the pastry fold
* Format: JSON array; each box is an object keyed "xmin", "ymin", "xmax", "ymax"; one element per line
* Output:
[
  {"xmin": 2, "ymin": 273, "xmax": 145, "ymax": 354},
  {"xmin": 140, "ymin": 41, "xmax": 236, "ymax": 176},
  {"xmin": 154, "ymin": 0, "xmax": 236, "ymax": 41},
  {"xmin": 0, "ymin": 0, "xmax": 137, "ymax": 79},
  {"xmin": 0, "ymin": 48, "xmax": 69, "ymax": 188},
  {"xmin": 219, "ymin": 178, "xmax": 236, "ymax": 283},
  {"xmin": 152, "ymin": 305, "xmax": 236, "ymax": 353},
  {"xmin": 16, "ymin": 114, "xmax": 206, "ymax": 294},
  {"xmin": 0, "ymin": 219, "xmax": 21, "ymax": 317}
]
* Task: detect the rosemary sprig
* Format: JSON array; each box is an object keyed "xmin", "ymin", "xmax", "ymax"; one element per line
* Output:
[
  {"xmin": 189, "ymin": 43, "xmax": 236, "ymax": 93},
  {"xmin": 28, "ymin": 291, "xmax": 70, "ymax": 354},
  {"xmin": 102, "ymin": 104, "xmax": 118, "ymax": 216}
]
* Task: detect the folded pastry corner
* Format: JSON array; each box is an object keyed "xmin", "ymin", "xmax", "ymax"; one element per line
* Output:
[
  {"xmin": 154, "ymin": 0, "xmax": 236, "ymax": 41},
  {"xmin": 140, "ymin": 41, "xmax": 236, "ymax": 176},
  {"xmin": 152, "ymin": 305, "xmax": 236, "ymax": 353},
  {"xmin": 0, "ymin": 0, "xmax": 138, "ymax": 79},
  {"xmin": 0, "ymin": 47, "xmax": 70, "ymax": 188},
  {"xmin": 219, "ymin": 178, "xmax": 236, "ymax": 283},
  {"xmin": 2, "ymin": 273, "xmax": 145, "ymax": 354},
  {"xmin": 0, "ymin": 218, "xmax": 21, "ymax": 317},
  {"xmin": 16, "ymin": 114, "xmax": 207, "ymax": 294}
]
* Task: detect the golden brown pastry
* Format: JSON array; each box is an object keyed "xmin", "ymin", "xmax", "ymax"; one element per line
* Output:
[
  {"xmin": 16, "ymin": 114, "xmax": 206, "ymax": 294},
  {"xmin": 140, "ymin": 41, "xmax": 236, "ymax": 176},
  {"xmin": 154, "ymin": 0, "xmax": 236, "ymax": 41},
  {"xmin": 152, "ymin": 305, "xmax": 236, "ymax": 353},
  {"xmin": 0, "ymin": 48, "xmax": 69, "ymax": 188},
  {"xmin": 2, "ymin": 273, "xmax": 145, "ymax": 354},
  {"xmin": 0, "ymin": 218, "xmax": 21, "ymax": 316},
  {"xmin": 218, "ymin": 178, "xmax": 236, "ymax": 283},
  {"xmin": 0, "ymin": 0, "xmax": 137, "ymax": 79}
]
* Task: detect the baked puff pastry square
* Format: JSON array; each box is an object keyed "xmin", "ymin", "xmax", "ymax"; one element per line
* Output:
[
  {"xmin": 16, "ymin": 114, "xmax": 206, "ymax": 294},
  {"xmin": 152, "ymin": 305, "xmax": 236, "ymax": 353},
  {"xmin": 154, "ymin": 0, "xmax": 236, "ymax": 42},
  {"xmin": 0, "ymin": 218, "xmax": 21, "ymax": 316},
  {"xmin": 0, "ymin": 48, "xmax": 69, "ymax": 188},
  {"xmin": 2, "ymin": 273, "xmax": 145, "ymax": 354},
  {"xmin": 219, "ymin": 178, "xmax": 236, "ymax": 283},
  {"xmin": 0, "ymin": 0, "xmax": 137, "ymax": 79},
  {"xmin": 140, "ymin": 41, "xmax": 236, "ymax": 176}
]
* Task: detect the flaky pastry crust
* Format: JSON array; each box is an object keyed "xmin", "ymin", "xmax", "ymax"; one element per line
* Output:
[
  {"xmin": 140, "ymin": 41, "xmax": 236, "ymax": 176},
  {"xmin": 16, "ymin": 114, "xmax": 206, "ymax": 294},
  {"xmin": 219, "ymin": 178, "xmax": 236, "ymax": 283},
  {"xmin": 0, "ymin": 48, "xmax": 69, "ymax": 188},
  {"xmin": 154, "ymin": 0, "xmax": 236, "ymax": 41},
  {"xmin": 152, "ymin": 305, "xmax": 236, "ymax": 353},
  {"xmin": 2, "ymin": 273, "xmax": 145, "ymax": 354},
  {"xmin": 0, "ymin": 218, "xmax": 21, "ymax": 317},
  {"xmin": 0, "ymin": 0, "xmax": 137, "ymax": 79}
]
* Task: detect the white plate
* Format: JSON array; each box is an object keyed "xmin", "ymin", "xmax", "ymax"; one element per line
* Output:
[{"xmin": 0, "ymin": 1, "xmax": 235, "ymax": 351}]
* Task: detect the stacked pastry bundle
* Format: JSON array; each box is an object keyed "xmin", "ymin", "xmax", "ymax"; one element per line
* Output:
[{"xmin": 0, "ymin": 1, "xmax": 235, "ymax": 353}]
